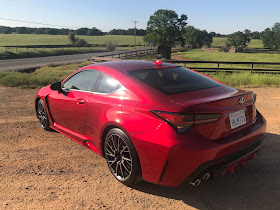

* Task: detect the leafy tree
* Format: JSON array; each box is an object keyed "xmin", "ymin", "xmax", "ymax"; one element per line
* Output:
[
  {"xmin": 244, "ymin": 29, "xmax": 251, "ymax": 37},
  {"xmin": 76, "ymin": 28, "xmax": 89, "ymax": 35},
  {"xmin": 108, "ymin": 29, "xmax": 128, "ymax": 35},
  {"xmin": 87, "ymin": 27, "xmax": 104, "ymax": 36},
  {"xmin": 226, "ymin": 31, "xmax": 250, "ymax": 52},
  {"xmin": 262, "ymin": 23, "xmax": 280, "ymax": 50},
  {"xmin": 68, "ymin": 32, "xmax": 77, "ymax": 45},
  {"xmin": 144, "ymin": 9, "xmax": 188, "ymax": 46},
  {"xmin": 251, "ymin": 31, "xmax": 260, "ymax": 39},
  {"xmin": 184, "ymin": 26, "xmax": 213, "ymax": 48},
  {"xmin": 75, "ymin": 38, "xmax": 88, "ymax": 47},
  {"xmin": 0, "ymin": 26, "xmax": 14, "ymax": 34}
]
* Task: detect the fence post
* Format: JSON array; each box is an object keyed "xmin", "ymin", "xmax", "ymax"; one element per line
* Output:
[
  {"xmin": 217, "ymin": 62, "xmax": 220, "ymax": 74},
  {"xmin": 251, "ymin": 63, "xmax": 254, "ymax": 73}
]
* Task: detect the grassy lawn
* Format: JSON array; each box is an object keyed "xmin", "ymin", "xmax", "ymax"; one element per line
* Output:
[
  {"xmin": 211, "ymin": 72, "xmax": 280, "ymax": 88},
  {"xmin": 175, "ymin": 49, "xmax": 280, "ymax": 70},
  {"xmin": 0, "ymin": 61, "xmax": 92, "ymax": 88},
  {"xmin": 0, "ymin": 59, "xmax": 279, "ymax": 89},
  {"xmin": 0, "ymin": 34, "xmax": 145, "ymax": 53},
  {"xmin": 211, "ymin": 37, "xmax": 263, "ymax": 48}
]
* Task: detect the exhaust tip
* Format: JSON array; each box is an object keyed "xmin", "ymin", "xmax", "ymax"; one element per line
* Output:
[
  {"xmin": 190, "ymin": 179, "xmax": 201, "ymax": 186},
  {"xmin": 202, "ymin": 172, "xmax": 211, "ymax": 180}
]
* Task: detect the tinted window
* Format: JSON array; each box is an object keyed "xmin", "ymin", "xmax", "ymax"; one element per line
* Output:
[
  {"xmin": 97, "ymin": 72, "xmax": 122, "ymax": 93},
  {"xmin": 62, "ymin": 70, "xmax": 100, "ymax": 92},
  {"xmin": 128, "ymin": 67, "xmax": 221, "ymax": 95}
]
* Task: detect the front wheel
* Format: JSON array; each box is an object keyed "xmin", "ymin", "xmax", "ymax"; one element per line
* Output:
[
  {"xmin": 37, "ymin": 99, "xmax": 51, "ymax": 131},
  {"xmin": 104, "ymin": 128, "xmax": 142, "ymax": 186}
]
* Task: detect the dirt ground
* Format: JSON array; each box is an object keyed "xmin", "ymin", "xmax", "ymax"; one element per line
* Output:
[{"xmin": 0, "ymin": 86, "xmax": 279, "ymax": 210}]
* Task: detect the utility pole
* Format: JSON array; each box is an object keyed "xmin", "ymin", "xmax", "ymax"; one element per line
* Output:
[{"xmin": 133, "ymin": 21, "xmax": 138, "ymax": 48}]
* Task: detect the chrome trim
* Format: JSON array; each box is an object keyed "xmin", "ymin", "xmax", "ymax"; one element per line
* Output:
[
  {"xmin": 61, "ymin": 68, "xmax": 126, "ymax": 95},
  {"xmin": 62, "ymin": 86, "xmax": 126, "ymax": 95}
]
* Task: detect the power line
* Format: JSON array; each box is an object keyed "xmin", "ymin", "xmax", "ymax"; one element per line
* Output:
[{"xmin": 0, "ymin": 17, "xmax": 81, "ymax": 29}]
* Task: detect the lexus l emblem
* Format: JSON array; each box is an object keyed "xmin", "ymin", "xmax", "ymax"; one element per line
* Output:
[{"xmin": 239, "ymin": 97, "xmax": 245, "ymax": 104}]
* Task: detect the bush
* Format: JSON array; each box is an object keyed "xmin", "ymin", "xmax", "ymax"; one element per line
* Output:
[
  {"xmin": 105, "ymin": 41, "xmax": 117, "ymax": 51},
  {"xmin": 75, "ymin": 38, "xmax": 88, "ymax": 47}
]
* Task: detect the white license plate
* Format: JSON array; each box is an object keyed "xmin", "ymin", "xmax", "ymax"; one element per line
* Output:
[{"xmin": 229, "ymin": 110, "xmax": 246, "ymax": 129}]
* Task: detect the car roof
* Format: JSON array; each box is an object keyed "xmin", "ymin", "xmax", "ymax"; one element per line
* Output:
[{"xmin": 85, "ymin": 60, "xmax": 177, "ymax": 72}]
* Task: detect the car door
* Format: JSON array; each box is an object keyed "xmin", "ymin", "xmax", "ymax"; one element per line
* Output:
[{"xmin": 48, "ymin": 69, "xmax": 100, "ymax": 135}]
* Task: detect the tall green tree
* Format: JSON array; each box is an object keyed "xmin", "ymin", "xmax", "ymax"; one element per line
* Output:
[
  {"xmin": 226, "ymin": 31, "xmax": 250, "ymax": 52},
  {"xmin": 184, "ymin": 26, "xmax": 213, "ymax": 48},
  {"xmin": 262, "ymin": 23, "xmax": 280, "ymax": 50},
  {"xmin": 144, "ymin": 9, "xmax": 187, "ymax": 46}
]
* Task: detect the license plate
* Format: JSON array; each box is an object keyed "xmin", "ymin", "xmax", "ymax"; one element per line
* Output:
[{"xmin": 229, "ymin": 110, "xmax": 246, "ymax": 129}]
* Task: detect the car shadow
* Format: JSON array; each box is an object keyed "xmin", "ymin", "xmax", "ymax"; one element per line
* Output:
[{"xmin": 132, "ymin": 133, "xmax": 280, "ymax": 210}]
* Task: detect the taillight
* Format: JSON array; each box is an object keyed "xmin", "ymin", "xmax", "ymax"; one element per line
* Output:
[{"xmin": 151, "ymin": 110, "xmax": 221, "ymax": 133}]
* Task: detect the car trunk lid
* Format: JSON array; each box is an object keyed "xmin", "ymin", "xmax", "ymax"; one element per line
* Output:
[{"xmin": 168, "ymin": 86, "xmax": 256, "ymax": 140}]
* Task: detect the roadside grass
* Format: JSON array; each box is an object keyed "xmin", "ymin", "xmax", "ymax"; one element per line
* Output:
[
  {"xmin": 211, "ymin": 37, "xmax": 263, "ymax": 48},
  {"xmin": 209, "ymin": 72, "xmax": 280, "ymax": 87},
  {"xmin": 0, "ymin": 61, "xmax": 92, "ymax": 88},
  {"xmin": 176, "ymin": 49, "xmax": 280, "ymax": 70},
  {"xmin": 0, "ymin": 46, "xmax": 136, "ymax": 60},
  {"xmin": 0, "ymin": 59, "xmax": 279, "ymax": 89}
]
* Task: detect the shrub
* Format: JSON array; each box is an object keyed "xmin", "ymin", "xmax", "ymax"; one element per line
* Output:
[{"xmin": 105, "ymin": 41, "xmax": 117, "ymax": 51}]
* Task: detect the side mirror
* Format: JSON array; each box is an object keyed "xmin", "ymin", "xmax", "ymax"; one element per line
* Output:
[{"xmin": 50, "ymin": 82, "xmax": 63, "ymax": 93}]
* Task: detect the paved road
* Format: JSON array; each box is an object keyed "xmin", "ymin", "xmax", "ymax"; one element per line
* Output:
[{"xmin": 0, "ymin": 47, "xmax": 153, "ymax": 72}]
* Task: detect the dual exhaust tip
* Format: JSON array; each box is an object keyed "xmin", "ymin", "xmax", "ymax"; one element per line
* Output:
[{"xmin": 190, "ymin": 172, "xmax": 210, "ymax": 186}]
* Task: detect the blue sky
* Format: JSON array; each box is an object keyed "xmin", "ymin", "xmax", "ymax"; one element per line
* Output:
[{"xmin": 0, "ymin": 0, "xmax": 279, "ymax": 34}]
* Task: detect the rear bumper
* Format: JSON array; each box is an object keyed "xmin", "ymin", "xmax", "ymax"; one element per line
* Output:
[
  {"xmin": 182, "ymin": 134, "xmax": 265, "ymax": 186},
  {"xmin": 132, "ymin": 110, "xmax": 266, "ymax": 187}
]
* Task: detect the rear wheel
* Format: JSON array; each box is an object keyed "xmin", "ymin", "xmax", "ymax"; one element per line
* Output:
[
  {"xmin": 104, "ymin": 128, "xmax": 142, "ymax": 186},
  {"xmin": 37, "ymin": 99, "xmax": 51, "ymax": 131}
]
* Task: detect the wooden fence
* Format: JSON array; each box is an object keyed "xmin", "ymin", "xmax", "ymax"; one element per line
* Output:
[
  {"xmin": 3, "ymin": 44, "xmax": 146, "ymax": 52},
  {"xmin": 95, "ymin": 48, "xmax": 158, "ymax": 60},
  {"xmin": 166, "ymin": 60, "xmax": 280, "ymax": 74}
]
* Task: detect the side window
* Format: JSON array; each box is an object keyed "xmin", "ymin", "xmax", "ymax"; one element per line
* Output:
[
  {"xmin": 62, "ymin": 70, "xmax": 100, "ymax": 92},
  {"xmin": 97, "ymin": 72, "xmax": 122, "ymax": 93}
]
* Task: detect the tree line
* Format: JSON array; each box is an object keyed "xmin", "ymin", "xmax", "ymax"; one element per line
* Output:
[
  {"xmin": 0, "ymin": 25, "xmax": 146, "ymax": 36},
  {"xmin": 144, "ymin": 9, "xmax": 280, "ymax": 51}
]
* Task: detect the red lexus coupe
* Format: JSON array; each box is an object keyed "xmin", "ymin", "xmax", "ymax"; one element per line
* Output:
[{"xmin": 35, "ymin": 60, "xmax": 266, "ymax": 187}]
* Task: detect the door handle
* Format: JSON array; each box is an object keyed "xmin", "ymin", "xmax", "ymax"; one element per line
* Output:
[{"xmin": 77, "ymin": 99, "xmax": 86, "ymax": 104}]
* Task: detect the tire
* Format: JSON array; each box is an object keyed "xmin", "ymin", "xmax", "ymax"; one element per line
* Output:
[
  {"xmin": 37, "ymin": 99, "xmax": 51, "ymax": 131},
  {"xmin": 104, "ymin": 128, "xmax": 142, "ymax": 186}
]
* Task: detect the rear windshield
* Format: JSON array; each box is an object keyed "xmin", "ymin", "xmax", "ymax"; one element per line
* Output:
[{"xmin": 128, "ymin": 67, "xmax": 221, "ymax": 95}]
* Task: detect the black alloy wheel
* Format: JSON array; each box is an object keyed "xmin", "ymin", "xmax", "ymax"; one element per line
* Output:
[
  {"xmin": 104, "ymin": 128, "xmax": 142, "ymax": 186},
  {"xmin": 37, "ymin": 99, "xmax": 51, "ymax": 131}
]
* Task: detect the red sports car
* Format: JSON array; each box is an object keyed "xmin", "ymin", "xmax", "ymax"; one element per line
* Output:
[{"xmin": 35, "ymin": 60, "xmax": 266, "ymax": 187}]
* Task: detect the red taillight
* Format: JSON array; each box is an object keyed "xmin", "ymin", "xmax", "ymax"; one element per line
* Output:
[{"xmin": 151, "ymin": 110, "xmax": 221, "ymax": 133}]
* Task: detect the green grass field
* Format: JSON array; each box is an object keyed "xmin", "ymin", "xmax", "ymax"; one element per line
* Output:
[
  {"xmin": 211, "ymin": 37, "xmax": 263, "ymax": 48},
  {"xmin": 175, "ymin": 49, "xmax": 280, "ymax": 70},
  {"xmin": 0, "ymin": 59, "xmax": 279, "ymax": 89},
  {"xmin": 0, "ymin": 34, "xmax": 145, "ymax": 53}
]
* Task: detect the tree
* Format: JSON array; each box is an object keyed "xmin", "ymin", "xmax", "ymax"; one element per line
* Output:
[
  {"xmin": 244, "ymin": 29, "xmax": 251, "ymax": 37},
  {"xmin": 76, "ymin": 28, "xmax": 89, "ymax": 35},
  {"xmin": 226, "ymin": 31, "xmax": 250, "ymax": 52},
  {"xmin": 144, "ymin": 9, "xmax": 187, "ymax": 46},
  {"xmin": 183, "ymin": 26, "xmax": 213, "ymax": 48},
  {"xmin": 262, "ymin": 23, "xmax": 280, "ymax": 50},
  {"xmin": 68, "ymin": 32, "xmax": 77, "ymax": 45},
  {"xmin": 251, "ymin": 31, "xmax": 260, "ymax": 39},
  {"xmin": 87, "ymin": 27, "xmax": 104, "ymax": 36}
]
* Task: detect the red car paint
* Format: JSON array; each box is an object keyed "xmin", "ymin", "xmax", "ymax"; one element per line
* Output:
[{"xmin": 35, "ymin": 60, "xmax": 266, "ymax": 187}]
